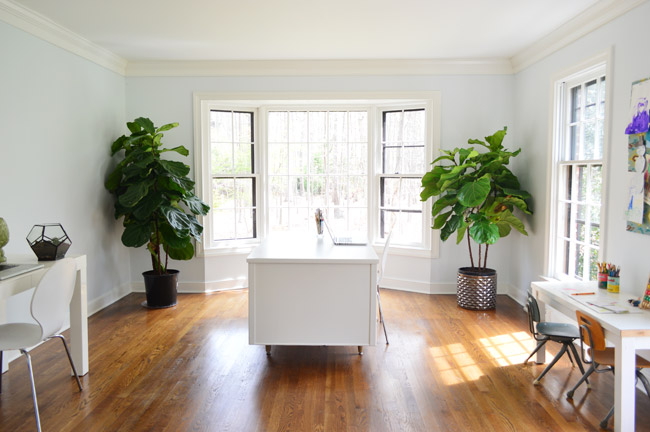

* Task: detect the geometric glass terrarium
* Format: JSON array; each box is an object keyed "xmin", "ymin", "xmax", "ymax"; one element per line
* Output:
[{"xmin": 26, "ymin": 223, "xmax": 71, "ymax": 260}]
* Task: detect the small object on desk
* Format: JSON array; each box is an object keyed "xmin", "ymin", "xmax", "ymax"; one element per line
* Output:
[
  {"xmin": 640, "ymin": 273, "xmax": 650, "ymax": 310},
  {"xmin": 314, "ymin": 209, "xmax": 324, "ymax": 235},
  {"xmin": 571, "ymin": 292, "xmax": 596, "ymax": 296},
  {"xmin": 26, "ymin": 223, "xmax": 71, "ymax": 260},
  {"xmin": 597, "ymin": 270, "xmax": 608, "ymax": 289}
]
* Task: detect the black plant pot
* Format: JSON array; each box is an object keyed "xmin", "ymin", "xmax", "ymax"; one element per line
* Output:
[
  {"xmin": 142, "ymin": 269, "xmax": 179, "ymax": 308},
  {"xmin": 457, "ymin": 267, "xmax": 497, "ymax": 310}
]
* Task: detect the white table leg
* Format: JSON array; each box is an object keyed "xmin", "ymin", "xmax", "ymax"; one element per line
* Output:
[
  {"xmin": 69, "ymin": 257, "xmax": 88, "ymax": 375},
  {"xmin": 0, "ymin": 299, "xmax": 6, "ymax": 374},
  {"xmin": 533, "ymin": 289, "xmax": 547, "ymax": 364},
  {"xmin": 615, "ymin": 337, "xmax": 636, "ymax": 432}
]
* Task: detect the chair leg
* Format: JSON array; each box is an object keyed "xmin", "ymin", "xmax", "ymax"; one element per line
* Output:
[
  {"xmin": 0, "ymin": 350, "xmax": 3, "ymax": 393},
  {"xmin": 52, "ymin": 335, "xmax": 82, "ymax": 392},
  {"xmin": 567, "ymin": 363, "xmax": 597, "ymax": 398},
  {"xmin": 637, "ymin": 369, "xmax": 650, "ymax": 396},
  {"xmin": 533, "ymin": 343, "xmax": 568, "ymax": 385},
  {"xmin": 524, "ymin": 340, "xmax": 548, "ymax": 364},
  {"xmin": 377, "ymin": 289, "xmax": 389, "ymax": 344},
  {"xmin": 601, "ymin": 405, "xmax": 615, "ymax": 429},
  {"xmin": 21, "ymin": 349, "xmax": 41, "ymax": 432},
  {"xmin": 567, "ymin": 342, "xmax": 589, "ymax": 387}
]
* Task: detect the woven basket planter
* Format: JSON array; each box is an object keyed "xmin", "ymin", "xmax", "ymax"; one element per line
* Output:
[{"xmin": 457, "ymin": 267, "xmax": 497, "ymax": 310}]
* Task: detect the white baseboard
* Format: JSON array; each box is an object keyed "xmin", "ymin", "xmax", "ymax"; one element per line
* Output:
[
  {"xmin": 131, "ymin": 278, "xmax": 248, "ymax": 294},
  {"xmin": 88, "ymin": 282, "xmax": 132, "ymax": 316}
]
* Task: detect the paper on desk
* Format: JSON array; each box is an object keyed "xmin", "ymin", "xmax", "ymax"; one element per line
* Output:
[{"xmin": 585, "ymin": 301, "xmax": 640, "ymax": 314}]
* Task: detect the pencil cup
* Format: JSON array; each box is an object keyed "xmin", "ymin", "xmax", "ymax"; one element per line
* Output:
[
  {"xmin": 598, "ymin": 272, "xmax": 608, "ymax": 289},
  {"xmin": 607, "ymin": 276, "xmax": 620, "ymax": 293}
]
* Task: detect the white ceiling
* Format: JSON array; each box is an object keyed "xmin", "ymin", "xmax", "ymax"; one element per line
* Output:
[{"xmin": 12, "ymin": 0, "xmax": 601, "ymax": 62}]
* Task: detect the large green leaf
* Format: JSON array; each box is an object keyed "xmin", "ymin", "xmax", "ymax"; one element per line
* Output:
[
  {"xmin": 433, "ymin": 210, "xmax": 452, "ymax": 230},
  {"xmin": 159, "ymin": 222, "xmax": 190, "ymax": 248},
  {"xmin": 162, "ymin": 145, "xmax": 190, "ymax": 157},
  {"xmin": 502, "ymin": 188, "xmax": 532, "ymax": 200},
  {"xmin": 431, "ymin": 194, "xmax": 457, "ymax": 217},
  {"xmin": 459, "ymin": 148, "xmax": 478, "ymax": 164},
  {"xmin": 105, "ymin": 165, "xmax": 123, "ymax": 191},
  {"xmin": 165, "ymin": 240, "xmax": 194, "ymax": 260},
  {"xmin": 118, "ymin": 181, "xmax": 150, "ymax": 207},
  {"xmin": 111, "ymin": 135, "xmax": 128, "ymax": 156},
  {"xmin": 183, "ymin": 194, "xmax": 210, "ymax": 215},
  {"xmin": 157, "ymin": 122, "xmax": 179, "ymax": 133},
  {"xmin": 160, "ymin": 205, "xmax": 192, "ymax": 232},
  {"xmin": 458, "ymin": 175, "xmax": 491, "ymax": 207},
  {"xmin": 485, "ymin": 127, "xmax": 507, "ymax": 150},
  {"xmin": 492, "ymin": 210, "xmax": 528, "ymax": 236},
  {"xmin": 126, "ymin": 122, "xmax": 141, "ymax": 134},
  {"xmin": 469, "ymin": 221, "xmax": 500, "ymax": 245},
  {"xmin": 135, "ymin": 117, "xmax": 155, "ymax": 134},
  {"xmin": 159, "ymin": 160, "xmax": 190, "ymax": 177},
  {"xmin": 440, "ymin": 215, "xmax": 460, "ymax": 241},
  {"xmin": 121, "ymin": 222, "xmax": 151, "ymax": 247},
  {"xmin": 133, "ymin": 192, "xmax": 164, "ymax": 220},
  {"xmin": 456, "ymin": 220, "xmax": 468, "ymax": 244}
]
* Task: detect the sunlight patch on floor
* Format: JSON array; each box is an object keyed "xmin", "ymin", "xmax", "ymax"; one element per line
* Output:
[
  {"xmin": 429, "ymin": 343, "xmax": 484, "ymax": 385},
  {"xmin": 479, "ymin": 331, "xmax": 532, "ymax": 366}
]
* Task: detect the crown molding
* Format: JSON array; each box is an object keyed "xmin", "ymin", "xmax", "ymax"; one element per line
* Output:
[
  {"xmin": 0, "ymin": 0, "xmax": 127, "ymax": 75},
  {"xmin": 125, "ymin": 58, "xmax": 513, "ymax": 77},
  {"xmin": 511, "ymin": 0, "xmax": 647, "ymax": 73}
]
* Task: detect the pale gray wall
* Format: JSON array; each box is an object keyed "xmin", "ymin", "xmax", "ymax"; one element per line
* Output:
[
  {"xmin": 511, "ymin": 2, "xmax": 650, "ymax": 304},
  {"xmin": 0, "ymin": 20, "xmax": 130, "ymax": 313}
]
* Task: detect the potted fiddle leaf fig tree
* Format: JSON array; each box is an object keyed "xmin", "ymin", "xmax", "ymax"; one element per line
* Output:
[
  {"xmin": 420, "ymin": 127, "xmax": 532, "ymax": 310},
  {"xmin": 105, "ymin": 117, "xmax": 210, "ymax": 308}
]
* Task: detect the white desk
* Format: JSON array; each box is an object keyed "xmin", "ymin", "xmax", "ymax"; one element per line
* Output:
[
  {"xmin": 1, "ymin": 254, "xmax": 88, "ymax": 376},
  {"xmin": 531, "ymin": 280, "xmax": 650, "ymax": 432},
  {"xmin": 247, "ymin": 233, "xmax": 378, "ymax": 352}
]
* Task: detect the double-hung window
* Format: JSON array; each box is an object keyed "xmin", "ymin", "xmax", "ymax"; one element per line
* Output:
[
  {"xmin": 195, "ymin": 93, "xmax": 439, "ymax": 255},
  {"xmin": 549, "ymin": 62, "xmax": 608, "ymax": 280}
]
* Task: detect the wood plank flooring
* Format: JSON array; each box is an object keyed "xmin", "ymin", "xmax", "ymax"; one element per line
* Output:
[{"xmin": 1, "ymin": 290, "xmax": 649, "ymax": 431}]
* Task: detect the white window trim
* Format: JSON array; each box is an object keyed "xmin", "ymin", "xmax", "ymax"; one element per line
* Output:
[
  {"xmin": 193, "ymin": 91, "xmax": 441, "ymax": 258},
  {"xmin": 544, "ymin": 49, "xmax": 613, "ymax": 280}
]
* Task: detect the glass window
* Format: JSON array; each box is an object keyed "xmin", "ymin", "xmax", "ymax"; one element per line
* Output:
[
  {"xmin": 209, "ymin": 110, "xmax": 256, "ymax": 242},
  {"xmin": 551, "ymin": 68, "xmax": 606, "ymax": 281}
]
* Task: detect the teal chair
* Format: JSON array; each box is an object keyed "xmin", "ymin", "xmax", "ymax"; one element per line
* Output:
[{"xmin": 525, "ymin": 294, "xmax": 587, "ymax": 385}]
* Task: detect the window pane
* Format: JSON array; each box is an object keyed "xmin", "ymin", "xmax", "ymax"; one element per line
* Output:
[
  {"xmin": 288, "ymin": 207, "xmax": 309, "ymax": 231},
  {"xmin": 309, "ymin": 143, "xmax": 326, "ymax": 174},
  {"xmin": 401, "ymin": 178, "xmax": 422, "ymax": 210},
  {"xmin": 289, "ymin": 176, "xmax": 308, "ymax": 206},
  {"xmin": 235, "ymin": 178, "xmax": 254, "ymax": 209},
  {"xmin": 310, "ymin": 177, "xmax": 327, "ymax": 207},
  {"xmin": 403, "ymin": 109, "xmax": 425, "ymax": 142},
  {"xmin": 349, "ymin": 143, "xmax": 367, "ymax": 175},
  {"xmin": 383, "ymin": 147, "xmax": 400, "ymax": 174},
  {"xmin": 348, "ymin": 208, "xmax": 367, "ymax": 232},
  {"xmin": 575, "ymin": 243, "xmax": 585, "ymax": 279},
  {"xmin": 328, "ymin": 143, "xmax": 348, "ymax": 174},
  {"xmin": 234, "ymin": 112, "xmax": 252, "ymax": 143},
  {"xmin": 328, "ymin": 112, "xmax": 347, "ymax": 142},
  {"xmin": 585, "ymin": 79, "xmax": 597, "ymax": 120},
  {"xmin": 590, "ymin": 224, "xmax": 600, "ymax": 247},
  {"xmin": 289, "ymin": 111, "xmax": 308, "ymax": 143},
  {"xmin": 269, "ymin": 176, "xmax": 288, "ymax": 207},
  {"xmin": 212, "ymin": 209, "xmax": 235, "ymax": 241},
  {"xmin": 289, "ymin": 143, "xmax": 308, "ymax": 175},
  {"xmin": 403, "ymin": 146, "xmax": 425, "ymax": 173},
  {"xmin": 269, "ymin": 207, "xmax": 289, "ymax": 232},
  {"xmin": 327, "ymin": 176, "xmax": 346, "ymax": 207},
  {"xmin": 570, "ymin": 86, "xmax": 581, "ymax": 123},
  {"xmin": 384, "ymin": 111, "xmax": 402, "ymax": 142},
  {"xmin": 308, "ymin": 112, "xmax": 327, "ymax": 142},
  {"xmin": 211, "ymin": 142, "xmax": 232, "ymax": 175},
  {"xmin": 381, "ymin": 177, "xmax": 400, "ymax": 208},
  {"xmin": 348, "ymin": 176, "xmax": 366, "ymax": 207},
  {"xmin": 590, "ymin": 165, "xmax": 602, "ymax": 203},
  {"xmin": 589, "ymin": 247, "xmax": 599, "ymax": 281},
  {"xmin": 212, "ymin": 178, "xmax": 234, "ymax": 209},
  {"xmin": 235, "ymin": 208, "xmax": 255, "ymax": 239},
  {"xmin": 349, "ymin": 111, "xmax": 368, "ymax": 142},
  {"xmin": 268, "ymin": 112, "xmax": 288, "ymax": 142},
  {"xmin": 211, "ymin": 111, "xmax": 233, "ymax": 142},
  {"xmin": 573, "ymin": 165, "xmax": 587, "ymax": 201},
  {"xmin": 268, "ymin": 144, "xmax": 288, "ymax": 175},
  {"xmin": 234, "ymin": 143, "xmax": 252, "ymax": 174}
]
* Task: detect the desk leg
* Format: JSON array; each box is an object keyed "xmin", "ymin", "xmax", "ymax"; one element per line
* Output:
[
  {"xmin": 0, "ymin": 299, "xmax": 6, "ymax": 374},
  {"xmin": 533, "ymin": 290, "xmax": 547, "ymax": 364},
  {"xmin": 615, "ymin": 337, "xmax": 636, "ymax": 432},
  {"xmin": 69, "ymin": 261, "xmax": 89, "ymax": 375}
]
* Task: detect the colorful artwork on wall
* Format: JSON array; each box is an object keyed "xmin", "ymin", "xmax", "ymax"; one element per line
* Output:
[{"xmin": 626, "ymin": 77, "xmax": 650, "ymax": 235}]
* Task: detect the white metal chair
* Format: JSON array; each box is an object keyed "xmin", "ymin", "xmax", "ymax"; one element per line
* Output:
[
  {"xmin": 0, "ymin": 258, "xmax": 83, "ymax": 431},
  {"xmin": 377, "ymin": 232, "xmax": 392, "ymax": 344}
]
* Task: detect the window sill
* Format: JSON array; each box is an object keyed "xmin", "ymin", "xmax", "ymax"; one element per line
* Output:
[{"xmin": 197, "ymin": 242, "xmax": 260, "ymax": 257}]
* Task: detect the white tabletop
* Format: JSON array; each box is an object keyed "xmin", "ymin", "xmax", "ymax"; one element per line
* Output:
[{"xmin": 247, "ymin": 232, "xmax": 378, "ymax": 264}]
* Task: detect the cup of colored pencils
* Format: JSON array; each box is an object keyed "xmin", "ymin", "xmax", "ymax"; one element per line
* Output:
[
  {"xmin": 597, "ymin": 262, "xmax": 609, "ymax": 290},
  {"xmin": 606, "ymin": 264, "xmax": 620, "ymax": 293}
]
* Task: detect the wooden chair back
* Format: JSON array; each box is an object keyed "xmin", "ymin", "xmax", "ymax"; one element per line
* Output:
[{"xmin": 575, "ymin": 310, "xmax": 606, "ymax": 352}]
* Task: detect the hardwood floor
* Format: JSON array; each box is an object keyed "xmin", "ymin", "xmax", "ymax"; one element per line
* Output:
[{"xmin": 1, "ymin": 290, "xmax": 649, "ymax": 431}]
